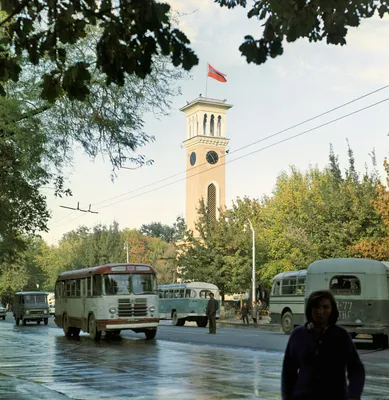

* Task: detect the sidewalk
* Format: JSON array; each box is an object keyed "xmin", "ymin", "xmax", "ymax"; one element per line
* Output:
[{"xmin": 218, "ymin": 315, "xmax": 282, "ymax": 332}]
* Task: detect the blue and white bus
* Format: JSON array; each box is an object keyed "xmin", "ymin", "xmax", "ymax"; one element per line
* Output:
[{"xmin": 158, "ymin": 282, "xmax": 221, "ymax": 327}]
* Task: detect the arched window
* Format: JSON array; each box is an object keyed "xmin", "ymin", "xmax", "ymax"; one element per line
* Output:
[
  {"xmin": 189, "ymin": 119, "xmax": 192, "ymax": 138},
  {"xmin": 196, "ymin": 115, "xmax": 199, "ymax": 136},
  {"xmin": 203, "ymin": 114, "xmax": 207, "ymax": 136},
  {"xmin": 217, "ymin": 116, "xmax": 222, "ymax": 136},
  {"xmin": 207, "ymin": 184, "xmax": 216, "ymax": 222},
  {"xmin": 210, "ymin": 115, "xmax": 215, "ymax": 136}
]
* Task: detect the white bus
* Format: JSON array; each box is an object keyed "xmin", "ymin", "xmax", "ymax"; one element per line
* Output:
[
  {"xmin": 269, "ymin": 270, "xmax": 307, "ymax": 334},
  {"xmin": 55, "ymin": 263, "xmax": 159, "ymax": 340},
  {"xmin": 306, "ymin": 258, "xmax": 389, "ymax": 348},
  {"xmin": 158, "ymin": 282, "xmax": 220, "ymax": 327}
]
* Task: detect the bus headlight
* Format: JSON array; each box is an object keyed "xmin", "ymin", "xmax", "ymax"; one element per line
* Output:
[
  {"xmin": 109, "ymin": 307, "xmax": 116, "ymax": 314},
  {"xmin": 26, "ymin": 310, "xmax": 30, "ymax": 315},
  {"xmin": 44, "ymin": 310, "xmax": 48, "ymax": 314},
  {"xmin": 149, "ymin": 306, "xmax": 155, "ymax": 312}
]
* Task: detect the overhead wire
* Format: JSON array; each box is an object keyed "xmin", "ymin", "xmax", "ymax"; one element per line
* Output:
[{"xmin": 49, "ymin": 86, "xmax": 389, "ymax": 229}]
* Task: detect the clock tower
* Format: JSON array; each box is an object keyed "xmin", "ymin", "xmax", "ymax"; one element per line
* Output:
[{"xmin": 180, "ymin": 97, "xmax": 233, "ymax": 233}]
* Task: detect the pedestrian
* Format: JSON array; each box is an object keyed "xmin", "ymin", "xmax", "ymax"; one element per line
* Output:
[
  {"xmin": 241, "ymin": 302, "xmax": 249, "ymax": 324},
  {"xmin": 281, "ymin": 290, "xmax": 365, "ymax": 400},
  {"xmin": 251, "ymin": 301, "xmax": 257, "ymax": 324},
  {"xmin": 206, "ymin": 292, "xmax": 218, "ymax": 334}
]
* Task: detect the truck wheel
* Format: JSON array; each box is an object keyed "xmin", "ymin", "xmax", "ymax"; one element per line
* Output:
[
  {"xmin": 44, "ymin": 318, "xmax": 48, "ymax": 326},
  {"xmin": 23, "ymin": 319, "xmax": 27, "ymax": 326},
  {"xmin": 15, "ymin": 317, "xmax": 20, "ymax": 326}
]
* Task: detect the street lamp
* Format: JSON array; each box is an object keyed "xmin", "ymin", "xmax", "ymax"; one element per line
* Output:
[
  {"xmin": 247, "ymin": 218, "xmax": 256, "ymax": 304},
  {"xmin": 124, "ymin": 242, "xmax": 129, "ymax": 263}
]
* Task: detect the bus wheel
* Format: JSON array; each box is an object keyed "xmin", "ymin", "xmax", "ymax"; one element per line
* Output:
[
  {"xmin": 172, "ymin": 312, "xmax": 179, "ymax": 326},
  {"xmin": 281, "ymin": 312, "xmax": 293, "ymax": 334},
  {"xmin": 196, "ymin": 318, "xmax": 208, "ymax": 328},
  {"xmin": 37, "ymin": 320, "xmax": 40, "ymax": 325},
  {"xmin": 63, "ymin": 314, "xmax": 72, "ymax": 337},
  {"xmin": 44, "ymin": 318, "xmax": 48, "ymax": 326},
  {"xmin": 15, "ymin": 317, "xmax": 19, "ymax": 326},
  {"xmin": 23, "ymin": 319, "xmax": 27, "ymax": 326},
  {"xmin": 89, "ymin": 314, "xmax": 101, "ymax": 341},
  {"xmin": 177, "ymin": 319, "xmax": 185, "ymax": 326},
  {"xmin": 2, "ymin": 316, "xmax": 5, "ymax": 320},
  {"xmin": 145, "ymin": 329, "xmax": 157, "ymax": 340}
]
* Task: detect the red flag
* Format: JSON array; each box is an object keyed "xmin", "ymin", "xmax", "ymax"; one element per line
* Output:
[{"xmin": 207, "ymin": 63, "xmax": 227, "ymax": 83}]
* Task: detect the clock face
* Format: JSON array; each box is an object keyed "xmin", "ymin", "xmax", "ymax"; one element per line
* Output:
[
  {"xmin": 206, "ymin": 150, "xmax": 219, "ymax": 165},
  {"xmin": 190, "ymin": 152, "xmax": 196, "ymax": 166}
]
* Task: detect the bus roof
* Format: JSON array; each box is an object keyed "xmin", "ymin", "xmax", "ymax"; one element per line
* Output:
[
  {"xmin": 307, "ymin": 258, "xmax": 389, "ymax": 275},
  {"xmin": 272, "ymin": 270, "xmax": 307, "ymax": 280},
  {"xmin": 158, "ymin": 282, "xmax": 219, "ymax": 290},
  {"xmin": 57, "ymin": 263, "xmax": 156, "ymax": 280},
  {"xmin": 15, "ymin": 291, "xmax": 47, "ymax": 296}
]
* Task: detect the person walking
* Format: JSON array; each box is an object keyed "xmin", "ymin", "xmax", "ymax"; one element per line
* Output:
[
  {"xmin": 206, "ymin": 292, "xmax": 218, "ymax": 334},
  {"xmin": 281, "ymin": 290, "xmax": 365, "ymax": 400},
  {"xmin": 241, "ymin": 302, "xmax": 249, "ymax": 324}
]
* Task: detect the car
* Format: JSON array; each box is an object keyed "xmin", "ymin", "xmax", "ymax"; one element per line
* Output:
[
  {"xmin": 49, "ymin": 304, "xmax": 55, "ymax": 316},
  {"xmin": 0, "ymin": 304, "xmax": 6, "ymax": 320}
]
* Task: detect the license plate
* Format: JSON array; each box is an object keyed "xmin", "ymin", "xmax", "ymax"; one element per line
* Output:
[{"xmin": 128, "ymin": 318, "xmax": 139, "ymax": 322}]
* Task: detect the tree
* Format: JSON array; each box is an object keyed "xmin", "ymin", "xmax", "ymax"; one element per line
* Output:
[
  {"xmin": 0, "ymin": 1, "xmax": 198, "ymax": 100},
  {"xmin": 215, "ymin": 1, "xmax": 388, "ymax": 66},
  {"xmin": 349, "ymin": 159, "xmax": 389, "ymax": 259},
  {"xmin": 140, "ymin": 216, "xmax": 186, "ymax": 243},
  {"xmin": 0, "ymin": 97, "xmax": 51, "ymax": 258}
]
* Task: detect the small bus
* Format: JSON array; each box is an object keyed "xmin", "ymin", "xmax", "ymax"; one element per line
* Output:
[
  {"xmin": 269, "ymin": 270, "xmax": 307, "ymax": 334},
  {"xmin": 306, "ymin": 258, "xmax": 389, "ymax": 348},
  {"xmin": 158, "ymin": 282, "xmax": 220, "ymax": 327},
  {"xmin": 13, "ymin": 291, "xmax": 50, "ymax": 326},
  {"xmin": 55, "ymin": 263, "xmax": 159, "ymax": 340}
]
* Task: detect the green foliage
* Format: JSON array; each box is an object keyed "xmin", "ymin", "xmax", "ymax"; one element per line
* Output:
[
  {"xmin": 0, "ymin": 97, "xmax": 50, "ymax": 258},
  {"xmin": 0, "ymin": 0, "xmax": 198, "ymax": 100},
  {"xmin": 178, "ymin": 145, "xmax": 386, "ymax": 292},
  {"xmin": 140, "ymin": 216, "xmax": 186, "ymax": 243},
  {"xmin": 215, "ymin": 0, "xmax": 388, "ymax": 66}
]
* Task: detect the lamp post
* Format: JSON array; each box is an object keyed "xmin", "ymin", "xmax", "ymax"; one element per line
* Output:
[
  {"xmin": 247, "ymin": 218, "xmax": 256, "ymax": 304},
  {"xmin": 124, "ymin": 242, "xmax": 129, "ymax": 263}
]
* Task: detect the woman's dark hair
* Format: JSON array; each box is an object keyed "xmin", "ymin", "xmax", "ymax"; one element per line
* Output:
[{"xmin": 305, "ymin": 290, "xmax": 339, "ymax": 325}]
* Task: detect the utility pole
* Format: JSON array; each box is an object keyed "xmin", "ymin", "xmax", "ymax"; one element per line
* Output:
[
  {"xmin": 124, "ymin": 242, "xmax": 129, "ymax": 263},
  {"xmin": 247, "ymin": 218, "xmax": 256, "ymax": 304}
]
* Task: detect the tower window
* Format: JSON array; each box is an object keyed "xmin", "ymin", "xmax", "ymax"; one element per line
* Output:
[
  {"xmin": 203, "ymin": 114, "xmax": 207, "ymax": 136},
  {"xmin": 217, "ymin": 116, "xmax": 222, "ymax": 136},
  {"xmin": 210, "ymin": 115, "xmax": 215, "ymax": 136},
  {"xmin": 207, "ymin": 184, "xmax": 217, "ymax": 222}
]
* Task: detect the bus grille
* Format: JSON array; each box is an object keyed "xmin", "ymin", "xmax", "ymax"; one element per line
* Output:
[
  {"xmin": 118, "ymin": 298, "xmax": 147, "ymax": 317},
  {"xmin": 30, "ymin": 310, "xmax": 45, "ymax": 315}
]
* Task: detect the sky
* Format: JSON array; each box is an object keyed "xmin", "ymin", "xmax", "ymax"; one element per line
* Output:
[{"xmin": 42, "ymin": 1, "xmax": 389, "ymax": 244}]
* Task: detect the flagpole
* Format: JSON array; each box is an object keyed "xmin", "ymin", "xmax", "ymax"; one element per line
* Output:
[{"xmin": 205, "ymin": 63, "xmax": 208, "ymax": 98}]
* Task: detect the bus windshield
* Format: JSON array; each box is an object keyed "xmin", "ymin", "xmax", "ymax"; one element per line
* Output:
[{"xmin": 103, "ymin": 274, "xmax": 157, "ymax": 295}]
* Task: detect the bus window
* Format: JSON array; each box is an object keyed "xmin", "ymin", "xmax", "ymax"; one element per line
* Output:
[
  {"xmin": 93, "ymin": 275, "xmax": 102, "ymax": 296},
  {"xmin": 296, "ymin": 278, "xmax": 305, "ymax": 294},
  {"xmin": 199, "ymin": 290, "xmax": 210, "ymax": 299},
  {"xmin": 272, "ymin": 280, "xmax": 281, "ymax": 295},
  {"xmin": 159, "ymin": 290, "xmax": 163, "ymax": 299},
  {"xmin": 75, "ymin": 280, "xmax": 81, "ymax": 297},
  {"xmin": 179, "ymin": 289, "xmax": 185, "ymax": 298},
  {"xmin": 282, "ymin": 279, "xmax": 297, "ymax": 295},
  {"xmin": 164, "ymin": 290, "xmax": 169, "ymax": 299},
  {"xmin": 66, "ymin": 281, "xmax": 71, "ymax": 297},
  {"xmin": 330, "ymin": 275, "xmax": 361, "ymax": 295}
]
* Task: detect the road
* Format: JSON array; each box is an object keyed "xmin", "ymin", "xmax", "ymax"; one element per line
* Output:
[{"xmin": 0, "ymin": 314, "xmax": 388, "ymax": 399}]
